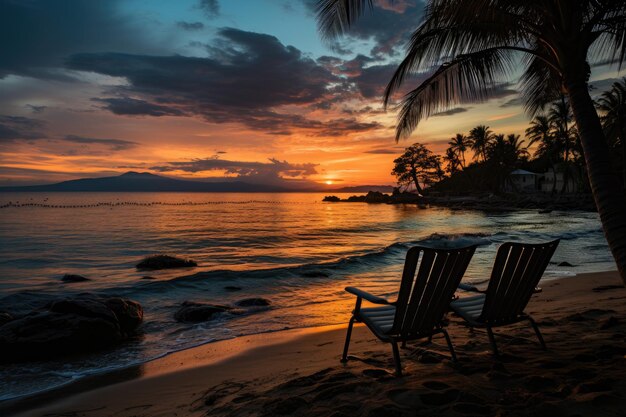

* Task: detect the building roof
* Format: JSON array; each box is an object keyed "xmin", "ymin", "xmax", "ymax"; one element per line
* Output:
[{"xmin": 510, "ymin": 169, "xmax": 537, "ymax": 176}]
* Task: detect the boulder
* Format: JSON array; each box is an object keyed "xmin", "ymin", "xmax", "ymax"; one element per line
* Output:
[
  {"xmin": 0, "ymin": 312, "xmax": 13, "ymax": 326},
  {"xmin": 0, "ymin": 295, "xmax": 143, "ymax": 362},
  {"xmin": 136, "ymin": 255, "xmax": 197, "ymax": 270},
  {"xmin": 174, "ymin": 301, "xmax": 232, "ymax": 323},
  {"xmin": 236, "ymin": 298, "xmax": 271, "ymax": 307},
  {"xmin": 558, "ymin": 261, "xmax": 574, "ymax": 267},
  {"xmin": 62, "ymin": 274, "xmax": 90, "ymax": 283},
  {"xmin": 105, "ymin": 298, "xmax": 144, "ymax": 334}
]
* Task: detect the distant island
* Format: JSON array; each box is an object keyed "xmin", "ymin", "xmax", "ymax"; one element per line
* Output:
[{"xmin": 0, "ymin": 171, "xmax": 394, "ymax": 193}]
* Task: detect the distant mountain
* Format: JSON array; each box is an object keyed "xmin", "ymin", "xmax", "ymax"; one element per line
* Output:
[
  {"xmin": 329, "ymin": 185, "xmax": 395, "ymax": 193},
  {"xmin": 0, "ymin": 172, "xmax": 291, "ymax": 192}
]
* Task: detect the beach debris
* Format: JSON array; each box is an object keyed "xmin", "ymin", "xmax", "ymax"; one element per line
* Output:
[
  {"xmin": 61, "ymin": 274, "xmax": 90, "ymax": 283},
  {"xmin": 235, "ymin": 298, "xmax": 271, "ymax": 307},
  {"xmin": 0, "ymin": 295, "xmax": 143, "ymax": 362},
  {"xmin": 136, "ymin": 255, "xmax": 197, "ymax": 270},
  {"xmin": 0, "ymin": 312, "xmax": 13, "ymax": 326},
  {"xmin": 174, "ymin": 301, "xmax": 236, "ymax": 323}
]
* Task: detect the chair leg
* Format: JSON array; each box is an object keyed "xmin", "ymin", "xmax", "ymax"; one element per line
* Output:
[
  {"xmin": 528, "ymin": 317, "xmax": 546, "ymax": 350},
  {"xmin": 486, "ymin": 326, "xmax": 499, "ymax": 356},
  {"xmin": 341, "ymin": 316, "xmax": 355, "ymax": 363},
  {"xmin": 391, "ymin": 340, "xmax": 402, "ymax": 376},
  {"xmin": 441, "ymin": 329, "xmax": 457, "ymax": 362}
]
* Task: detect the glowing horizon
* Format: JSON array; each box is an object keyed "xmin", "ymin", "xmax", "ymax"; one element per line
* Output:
[{"xmin": 0, "ymin": 0, "xmax": 622, "ymax": 188}]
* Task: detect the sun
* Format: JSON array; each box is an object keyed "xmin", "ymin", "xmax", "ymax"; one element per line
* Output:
[{"xmin": 325, "ymin": 180, "xmax": 333, "ymax": 185}]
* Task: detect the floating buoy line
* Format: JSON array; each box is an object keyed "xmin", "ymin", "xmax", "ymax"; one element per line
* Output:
[{"xmin": 0, "ymin": 200, "xmax": 312, "ymax": 209}]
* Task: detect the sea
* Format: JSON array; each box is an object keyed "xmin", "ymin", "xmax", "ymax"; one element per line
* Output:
[{"xmin": 0, "ymin": 192, "xmax": 616, "ymax": 401}]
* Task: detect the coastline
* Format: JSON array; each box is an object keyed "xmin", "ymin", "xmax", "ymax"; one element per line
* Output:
[{"xmin": 3, "ymin": 270, "xmax": 624, "ymax": 417}]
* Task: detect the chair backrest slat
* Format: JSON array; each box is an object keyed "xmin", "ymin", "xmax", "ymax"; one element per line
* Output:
[
  {"xmin": 390, "ymin": 245, "xmax": 476, "ymax": 337},
  {"xmin": 480, "ymin": 240, "xmax": 559, "ymax": 324}
]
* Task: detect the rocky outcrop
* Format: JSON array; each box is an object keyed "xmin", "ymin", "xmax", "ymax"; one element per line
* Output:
[
  {"xmin": 0, "ymin": 295, "xmax": 143, "ymax": 362},
  {"xmin": 62, "ymin": 274, "xmax": 90, "ymax": 283},
  {"xmin": 323, "ymin": 190, "xmax": 420, "ymax": 204},
  {"xmin": 136, "ymin": 255, "xmax": 197, "ymax": 270},
  {"xmin": 235, "ymin": 298, "xmax": 271, "ymax": 307},
  {"xmin": 174, "ymin": 301, "xmax": 237, "ymax": 323}
]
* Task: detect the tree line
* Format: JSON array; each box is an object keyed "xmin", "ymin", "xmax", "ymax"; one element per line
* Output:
[{"xmin": 392, "ymin": 80, "xmax": 626, "ymax": 196}]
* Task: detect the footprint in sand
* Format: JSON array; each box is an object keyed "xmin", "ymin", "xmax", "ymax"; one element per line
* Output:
[
  {"xmin": 576, "ymin": 378, "xmax": 615, "ymax": 394},
  {"xmin": 362, "ymin": 368, "xmax": 390, "ymax": 378},
  {"xmin": 422, "ymin": 380, "xmax": 450, "ymax": 391},
  {"xmin": 452, "ymin": 402, "xmax": 493, "ymax": 415}
]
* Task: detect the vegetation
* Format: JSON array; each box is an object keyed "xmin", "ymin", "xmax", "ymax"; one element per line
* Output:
[
  {"xmin": 391, "ymin": 143, "xmax": 443, "ymax": 194},
  {"xmin": 317, "ymin": 0, "xmax": 626, "ymax": 282}
]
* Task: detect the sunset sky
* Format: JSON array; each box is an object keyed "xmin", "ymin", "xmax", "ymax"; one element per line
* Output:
[{"xmin": 1, "ymin": 0, "xmax": 623, "ymax": 188}]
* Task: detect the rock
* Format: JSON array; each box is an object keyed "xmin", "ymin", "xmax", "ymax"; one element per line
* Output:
[
  {"xmin": 62, "ymin": 274, "xmax": 90, "ymax": 283},
  {"xmin": 141, "ymin": 275, "xmax": 156, "ymax": 280},
  {"xmin": 558, "ymin": 261, "xmax": 574, "ymax": 267},
  {"xmin": 174, "ymin": 301, "xmax": 232, "ymax": 322},
  {"xmin": 0, "ymin": 312, "xmax": 13, "ymax": 326},
  {"xmin": 323, "ymin": 195, "xmax": 340, "ymax": 202},
  {"xmin": 136, "ymin": 255, "xmax": 197, "ymax": 270},
  {"xmin": 105, "ymin": 298, "xmax": 143, "ymax": 334},
  {"xmin": 0, "ymin": 295, "xmax": 143, "ymax": 362},
  {"xmin": 235, "ymin": 298, "xmax": 271, "ymax": 307},
  {"xmin": 224, "ymin": 286, "xmax": 242, "ymax": 291}
]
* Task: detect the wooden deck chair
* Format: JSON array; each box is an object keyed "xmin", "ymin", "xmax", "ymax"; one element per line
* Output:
[
  {"xmin": 450, "ymin": 240, "xmax": 560, "ymax": 356},
  {"xmin": 341, "ymin": 245, "xmax": 477, "ymax": 376}
]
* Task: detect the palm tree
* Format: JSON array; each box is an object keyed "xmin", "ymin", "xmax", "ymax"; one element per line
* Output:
[
  {"xmin": 468, "ymin": 125, "xmax": 493, "ymax": 162},
  {"xmin": 596, "ymin": 78, "xmax": 626, "ymax": 191},
  {"xmin": 448, "ymin": 133, "xmax": 470, "ymax": 167},
  {"xmin": 548, "ymin": 97, "xmax": 577, "ymax": 193},
  {"xmin": 505, "ymin": 133, "xmax": 529, "ymax": 162},
  {"xmin": 444, "ymin": 147, "xmax": 462, "ymax": 174},
  {"xmin": 317, "ymin": 0, "xmax": 626, "ymax": 281},
  {"xmin": 526, "ymin": 115, "xmax": 560, "ymax": 193}
]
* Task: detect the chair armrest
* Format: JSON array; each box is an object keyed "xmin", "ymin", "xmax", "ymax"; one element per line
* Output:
[
  {"xmin": 345, "ymin": 287, "xmax": 390, "ymax": 305},
  {"xmin": 458, "ymin": 283, "xmax": 486, "ymax": 293}
]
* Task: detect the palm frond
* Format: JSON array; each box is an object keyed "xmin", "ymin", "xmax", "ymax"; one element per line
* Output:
[
  {"xmin": 316, "ymin": 0, "xmax": 373, "ymax": 41},
  {"xmin": 394, "ymin": 48, "xmax": 515, "ymax": 140}
]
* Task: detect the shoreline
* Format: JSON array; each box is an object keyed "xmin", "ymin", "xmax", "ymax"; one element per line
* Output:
[{"xmin": 3, "ymin": 270, "xmax": 624, "ymax": 417}]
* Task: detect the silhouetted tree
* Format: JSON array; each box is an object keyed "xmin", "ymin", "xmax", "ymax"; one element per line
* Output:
[
  {"xmin": 469, "ymin": 125, "xmax": 493, "ymax": 162},
  {"xmin": 597, "ymin": 78, "xmax": 626, "ymax": 191},
  {"xmin": 392, "ymin": 143, "xmax": 442, "ymax": 194}
]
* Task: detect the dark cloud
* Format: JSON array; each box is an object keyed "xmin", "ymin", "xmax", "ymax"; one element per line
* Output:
[
  {"xmin": 306, "ymin": 0, "xmax": 425, "ymax": 59},
  {"xmin": 364, "ymin": 148, "xmax": 401, "ymax": 154},
  {"xmin": 177, "ymin": 21, "xmax": 204, "ymax": 30},
  {"xmin": 0, "ymin": 0, "xmax": 152, "ymax": 79},
  {"xmin": 432, "ymin": 107, "xmax": 469, "ymax": 117},
  {"xmin": 500, "ymin": 97, "xmax": 523, "ymax": 108},
  {"xmin": 150, "ymin": 157, "xmax": 318, "ymax": 178},
  {"xmin": 63, "ymin": 135, "xmax": 139, "ymax": 151},
  {"xmin": 93, "ymin": 97, "xmax": 187, "ymax": 117},
  {"xmin": 0, "ymin": 115, "xmax": 46, "ymax": 142},
  {"xmin": 66, "ymin": 28, "xmax": 381, "ymax": 135},
  {"xmin": 26, "ymin": 104, "xmax": 47, "ymax": 114},
  {"xmin": 198, "ymin": 0, "xmax": 220, "ymax": 18},
  {"xmin": 589, "ymin": 77, "xmax": 623, "ymax": 95}
]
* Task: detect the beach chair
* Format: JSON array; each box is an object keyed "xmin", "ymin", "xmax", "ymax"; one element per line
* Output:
[
  {"xmin": 450, "ymin": 240, "xmax": 560, "ymax": 356},
  {"xmin": 341, "ymin": 245, "xmax": 477, "ymax": 376}
]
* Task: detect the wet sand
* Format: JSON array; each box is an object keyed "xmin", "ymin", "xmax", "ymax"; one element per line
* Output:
[{"xmin": 3, "ymin": 271, "xmax": 626, "ymax": 417}]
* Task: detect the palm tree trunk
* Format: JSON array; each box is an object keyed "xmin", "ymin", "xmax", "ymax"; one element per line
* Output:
[{"xmin": 566, "ymin": 77, "xmax": 626, "ymax": 282}]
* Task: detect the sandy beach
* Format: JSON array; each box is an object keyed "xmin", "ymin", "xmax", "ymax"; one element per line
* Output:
[{"xmin": 3, "ymin": 270, "xmax": 625, "ymax": 417}]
